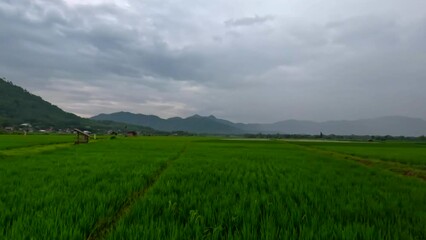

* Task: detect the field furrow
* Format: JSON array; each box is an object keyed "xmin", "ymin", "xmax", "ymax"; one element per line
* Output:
[
  {"xmin": 107, "ymin": 139, "xmax": 426, "ymax": 239},
  {"xmin": 87, "ymin": 144, "xmax": 189, "ymax": 240},
  {"xmin": 0, "ymin": 137, "xmax": 190, "ymax": 239}
]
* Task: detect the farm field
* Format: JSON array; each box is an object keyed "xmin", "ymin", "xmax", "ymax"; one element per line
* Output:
[
  {"xmin": 0, "ymin": 134, "xmax": 75, "ymax": 150},
  {"xmin": 0, "ymin": 135, "xmax": 425, "ymax": 239},
  {"xmin": 289, "ymin": 140, "xmax": 426, "ymax": 167}
]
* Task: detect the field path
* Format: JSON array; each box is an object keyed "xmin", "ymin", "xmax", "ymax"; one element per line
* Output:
[
  {"xmin": 86, "ymin": 143, "xmax": 189, "ymax": 240},
  {"xmin": 289, "ymin": 142, "xmax": 426, "ymax": 181}
]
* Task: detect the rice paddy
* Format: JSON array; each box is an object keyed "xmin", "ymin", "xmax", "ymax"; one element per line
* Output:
[{"xmin": 0, "ymin": 135, "xmax": 425, "ymax": 239}]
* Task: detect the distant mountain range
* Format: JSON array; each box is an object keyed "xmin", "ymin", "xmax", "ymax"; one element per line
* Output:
[
  {"xmin": 92, "ymin": 112, "xmax": 243, "ymax": 134},
  {"xmin": 2, "ymin": 77, "xmax": 425, "ymax": 136},
  {"xmin": 92, "ymin": 112, "xmax": 426, "ymax": 136}
]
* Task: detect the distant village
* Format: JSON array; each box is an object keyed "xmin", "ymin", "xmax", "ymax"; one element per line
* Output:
[
  {"xmin": 0, "ymin": 123, "xmax": 130, "ymax": 136},
  {"xmin": 3, "ymin": 123, "xmax": 424, "ymax": 141},
  {"xmin": 0, "ymin": 123, "xmax": 195, "ymax": 137}
]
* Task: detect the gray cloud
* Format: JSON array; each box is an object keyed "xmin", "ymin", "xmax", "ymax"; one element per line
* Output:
[
  {"xmin": 1, "ymin": 0, "xmax": 426, "ymax": 122},
  {"xmin": 225, "ymin": 15, "xmax": 274, "ymax": 27}
]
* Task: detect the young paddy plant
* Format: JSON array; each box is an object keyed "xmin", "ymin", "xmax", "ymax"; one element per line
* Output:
[
  {"xmin": 0, "ymin": 136, "xmax": 190, "ymax": 239},
  {"xmin": 293, "ymin": 141, "xmax": 426, "ymax": 167},
  {"xmin": 0, "ymin": 134, "xmax": 74, "ymax": 150},
  {"xmin": 108, "ymin": 140, "xmax": 426, "ymax": 240},
  {"xmin": 1, "ymin": 137, "xmax": 425, "ymax": 239}
]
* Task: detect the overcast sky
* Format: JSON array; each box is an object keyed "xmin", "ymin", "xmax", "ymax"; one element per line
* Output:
[{"xmin": 1, "ymin": 0, "xmax": 426, "ymax": 122}]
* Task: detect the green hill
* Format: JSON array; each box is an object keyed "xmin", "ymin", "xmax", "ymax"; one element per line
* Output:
[
  {"xmin": 0, "ymin": 78, "xmax": 83, "ymax": 128},
  {"xmin": 0, "ymin": 78, "xmax": 158, "ymax": 134}
]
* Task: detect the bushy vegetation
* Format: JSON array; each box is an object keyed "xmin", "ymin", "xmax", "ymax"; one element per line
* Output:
[{"xmin": 1, "ymin": 136, "xmax": 425, "ymax": 239}]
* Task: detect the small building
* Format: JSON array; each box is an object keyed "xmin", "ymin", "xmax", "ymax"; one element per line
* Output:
[
  {"xmin": 20, "ymin": 123, "xmax": 33, "ymax": 134},
  {"xmin": 127, "ymin": 131, "xmax": 137, "ymax": 137},
  {"xmin": 20, "ymin": 123, "xmax": 32, "ymax": 128},
  {"xmin": 74, "ymin": 128, "xmax": 90, "ymax": 144},
  {"xmin": 4, "ymin": 127, "xmax": 14, "ymax": 132}
]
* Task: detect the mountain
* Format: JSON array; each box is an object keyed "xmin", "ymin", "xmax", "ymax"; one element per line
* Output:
[
  {"xmin": 4, "ymin": 77, "xmax": 423, "ymax": 136},
  {"xmin": 0, "ymin": 78, "xmax": 81, "ymax": 128},
  {"xmin": 0, "ymin": 78, "xmax": 157, "ymax": 133},
  {"xmin": 92, "ymin": 112, "xmax": 243, "ymax": 134},
  {"xmin": 93, "ymin": 112, "xmax": 426, "ymax": 136},
  {"xmin": 242, "ymin": 116, "xmax": 426, "ymax": 136}
]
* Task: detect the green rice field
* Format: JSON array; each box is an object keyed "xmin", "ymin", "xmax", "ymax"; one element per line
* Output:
[
  {"xmin": 0, "ymin": 135, "xmax": 74, "ymax": 150},
  {"xmin": 1, "ymin": 135, "xmax": 425, "ymax": 239}
]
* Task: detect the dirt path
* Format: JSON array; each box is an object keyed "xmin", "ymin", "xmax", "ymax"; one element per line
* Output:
[{"xmin": 86, "ymin": 144, "xmax": 188, "ymax": 240}]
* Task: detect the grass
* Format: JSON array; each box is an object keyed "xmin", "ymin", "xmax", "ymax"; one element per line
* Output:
[{"xmin": 1, "ymin": 136, "xmax": 425, "ymax": 239}]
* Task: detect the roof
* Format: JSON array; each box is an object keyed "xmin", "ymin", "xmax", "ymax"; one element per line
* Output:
[{"xmin": 74, "ymin": 128, "xmax": 90, "ymax": 137}]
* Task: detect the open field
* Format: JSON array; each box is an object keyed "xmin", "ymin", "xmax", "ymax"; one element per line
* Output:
[
  {"xmin": 1, "ymin": 136, "xmax": 425, "ymax": 239},
  {"xmin": 290, "ymin": 141, "xmax": 426, "ymax": 167},
  {"xmin": 0, "ymin": 135, "xmax": 75, "ymax": 150}
]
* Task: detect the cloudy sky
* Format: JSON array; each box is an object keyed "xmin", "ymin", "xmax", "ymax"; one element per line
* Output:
[{"xmin": 1, "ymin": 0, "xmax": 426, "ymax": 122}]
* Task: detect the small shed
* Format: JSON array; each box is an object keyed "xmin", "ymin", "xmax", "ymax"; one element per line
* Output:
[
  {"xmin": 127, "ymin": 131, "xmax": 137, "ymax": 137},
  {"xmin": 4, "ymin": 127, "xmax": 14, "ymax": 132},
  {"xmin": 74, "ymin": 128, "xmax": 90, "ymax": 144}
]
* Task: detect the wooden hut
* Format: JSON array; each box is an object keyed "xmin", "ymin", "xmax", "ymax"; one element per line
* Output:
[
  {"xmin": 74, "ymin": 128, "xmax": 90, "ymax": 144},
  {"xmin": 127, "ymin": 131, "xmax": 137, "ymax": 137}
]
